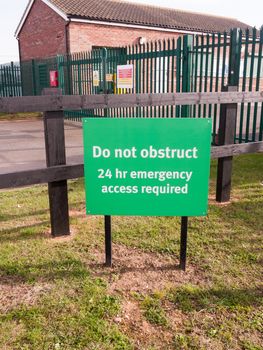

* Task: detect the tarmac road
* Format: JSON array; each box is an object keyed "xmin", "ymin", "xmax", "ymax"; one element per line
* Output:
[{"xmin": 0, "ymin": 120, "xmax": 83, "ymax": 174}]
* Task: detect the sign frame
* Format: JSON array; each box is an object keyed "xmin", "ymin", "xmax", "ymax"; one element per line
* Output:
[{"xmin": 83, "ymin": 118, "xmax": 212, "ymax": 217}]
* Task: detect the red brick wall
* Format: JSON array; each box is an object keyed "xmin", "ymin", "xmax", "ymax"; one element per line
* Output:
[
  {"xmin": 68, "ymin": 22, "xmax": 180, "ymax": 53},
  {"xmin": 18, "ymin": 1, "xmax": 182, "ymax": 60},
  {"xmin": 18, "ymin": 0, "xmax": 67, "ymax": 61}
]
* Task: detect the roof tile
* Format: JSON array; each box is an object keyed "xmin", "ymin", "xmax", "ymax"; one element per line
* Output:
[{"xmin": 49, "ymin": 0, "xmax": 252, "ymax": 33}]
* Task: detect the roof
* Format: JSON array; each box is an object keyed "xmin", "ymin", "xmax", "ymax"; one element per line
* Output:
[
  {"xmin": 49, "ymin": 0, "xmax": 252, "ymax": 32},
  {"xmin": 16, "ymin": 0, "xmax": 252, "ymax": 38}
]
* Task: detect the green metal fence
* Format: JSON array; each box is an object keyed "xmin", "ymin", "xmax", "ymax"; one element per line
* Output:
[
  {"xmin": 20, "ymin": 57, "xmax": 58, "ymax": 96},
  {"xmin": 189, "ymin": 28, "xmax": 263, "ymax": 143},
  {"xmin": 0, "ymin": 62, "xmax": 22, "ymax": 97},
  {"xmin": 18, "ymin": 27, "xmax": 263, "ymax": 143},
  {"xmin": 57, "ymin": 29, "xmax": 263, "ymax": 143},
  {"xmin": 58, "ymin": 42, "xmax": 181, "ymax": 120},
  {"xmin": 57, "ymin": 48, "xmax": 127, "ymax": 118}
]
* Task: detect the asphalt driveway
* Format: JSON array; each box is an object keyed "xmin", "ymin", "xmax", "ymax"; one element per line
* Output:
[{"xmin": 0, "ymin": 120, "xmax": 83, "ymax": 174}]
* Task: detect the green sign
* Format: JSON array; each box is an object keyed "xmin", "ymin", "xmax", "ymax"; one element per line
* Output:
[{"xmin": 83, "ymin": 118, "xmax": 212, "ymax": 216}]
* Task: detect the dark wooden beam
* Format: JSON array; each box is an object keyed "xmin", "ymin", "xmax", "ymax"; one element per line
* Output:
[
  {"xmin": 216, "ymin": 86, "xmax": 237, "ymax": 203},
  {"xmin": 0, "ymin": 91, "xmax": 263, "ymax": 113},
  {"xmin": 211, "ymin": 141, "xmax": 263, "ymax": 158},
  {"xmin": 0, "ymin": 164, "xmax": 84, "ymax": 189},
  {"xmin": 0, "ymin": 142, "xmax": 262, "ymax": 190}
]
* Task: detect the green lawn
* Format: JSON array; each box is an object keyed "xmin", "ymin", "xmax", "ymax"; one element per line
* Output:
[{"xmin": 0, "ymin": 154, "xmax": 262, "ymax": 350}]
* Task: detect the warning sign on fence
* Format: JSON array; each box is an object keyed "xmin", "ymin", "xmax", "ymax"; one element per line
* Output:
[
  {"xmin": 93, "ymin": 70, "xmax": 100, "ymax": 87},
  {"xmin": 117, "ymin": 64, "xmax": 133, "ymax": 89},
  {"xmin": 106, "ymin": 74, "xmax": 114, "ymax": 82},
  {"xmin": 83, "ymin": 118, "xmax": 212, "ymax": 217}
]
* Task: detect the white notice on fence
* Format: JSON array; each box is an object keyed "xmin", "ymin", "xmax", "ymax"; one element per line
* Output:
[
  {"xmin": 93, "ymin": 70, "xmax": 100, "ymax": 87},
  {"xmin": 117, "ymin": 64, "xmax": 133, "ymax": 89}
]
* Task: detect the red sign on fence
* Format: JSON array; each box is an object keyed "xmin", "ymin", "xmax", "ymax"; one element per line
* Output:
[{"xmin": 50, "ymin": 71, "xmax": 59, "ymax": 87}]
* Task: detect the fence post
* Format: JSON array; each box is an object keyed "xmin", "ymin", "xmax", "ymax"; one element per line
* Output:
[
  {"xmin": 43, "ymin": 88, "xmax": 70, "ymax": 237},
  {"xmin": 10, "ymin": 61, "xmax": 15, "ymax": 97},
  {"xmin": 228, "ymin": 28, "xmax": 241, "ymax": 87},
  {"xmin": 102, "ymin": 48, "xmax": 108, "ymax": 118},
  {"xmin": 176, "ymin": 37, "xmax": 182, "ymax": 117},
  {"xmin": 181, "ymin": 35, "xmax": 193, "ymax": 117},
  {"xmin": 32, "ymin": 59, "xmax": 37, "ymax": 96},
  {"xmin": 216, "ymin": 85, "xmax": 238, "ymax": 202}
]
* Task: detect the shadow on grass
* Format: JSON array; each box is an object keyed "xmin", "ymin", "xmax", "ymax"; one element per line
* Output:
[
  {"xmin": 0, "ymin": 258, "xmax": 88, "ymax": 284},
  {"xmin": 167, "ymin": 284, "xmax": 263, "ymax": 312},
  {"xmin": 213, "ymin": 199, "xmax": 263, "ymax": 236},
  {"xmin": 89, "ymin": 262, "xmax": 182, "ymax": 276},
  {"xmin": 1, "ymin": 257, "xmax": 262, "ymax": 312},
  {"xmin": 211, "ymin": 154, "xmax": 263, "ymax": 187},
  {"xmin": 0, "ymin": 209, "xmax": 49, "ymax": 222},
  {"xmin": 204, "ymin": 194, "xmax": 262, "ymax": 235},
  {"xmin": 0, "ymin": 221, "xmax": 50, "ymax": 242}
]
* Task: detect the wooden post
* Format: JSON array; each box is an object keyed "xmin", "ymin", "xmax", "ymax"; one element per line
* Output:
[
  {"xmin": 216, "ymin": 86, "xmax": 238, "ymax": 202},
  {"xmin": 43, "ymin": 88, "xmax": 70, "ymax": 236}
]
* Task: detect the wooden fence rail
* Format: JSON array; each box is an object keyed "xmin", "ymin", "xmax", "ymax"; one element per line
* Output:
[
  {"xmin": 0, "ymin": 90, "xmax": 263, "ymax": 237},
  {"xmin": 0, "ymin": 141, "xmax": 263, "ymax": 190},
  {"xmin": 0, "ymin": 91, "xmax": 263, "ymax": 113}
]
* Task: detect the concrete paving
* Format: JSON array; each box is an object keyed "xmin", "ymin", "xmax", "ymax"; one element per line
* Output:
[{"xmin": 0, "ymin": 120, "xmax": 83, "ymax": 174}]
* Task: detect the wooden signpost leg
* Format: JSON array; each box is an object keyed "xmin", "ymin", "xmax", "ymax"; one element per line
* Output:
[
  {"xmin": 104, "ymin": 215, "xmax": 112, "ymax": 267},
  {"xmin": 179, "ymin": 216, "xmax": 188, "ymax": 271}
]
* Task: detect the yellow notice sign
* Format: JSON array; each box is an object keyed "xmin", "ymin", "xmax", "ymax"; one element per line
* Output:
[
  {"xmin": 106, "ymin": 74, "xmax": 113, "ymax": 82},
  {"xmin": 117, "ymin": 64, "xmax": 133, "ymax": 89},
  {"xmin": 93, "ymin": 71, "xmax": 100, "ymax": 87}
]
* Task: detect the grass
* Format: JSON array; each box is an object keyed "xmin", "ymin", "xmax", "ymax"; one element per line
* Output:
[
  {"xmin": 1, "ymin": 279, "xmax": 130, "ymax": 350},
  {"xmin": 0, "ymin": 112, "xmax": 42, "ymax": 120},
  {"xmin": 0, "ymin": 154, "xmax": 263, "ymax": 349},
  {"xmin": 141, "ymin": 294, "xmax": 168, "ymax": 326},
  {"xmin": 172, "ymin": 334, "xmax": 200, "ymax": 350}
]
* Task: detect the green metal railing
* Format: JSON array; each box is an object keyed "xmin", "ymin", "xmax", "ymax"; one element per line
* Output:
[
  {"xmin": 57, "ymin": 29, "xmax": 263, "ymax": 144},
  {"xmin": 190, "ymin": 28, "xmax": 263, "ymax": 143},
  {"xmin": 20, "ymin": 57, "xmax": 58, "ymax": 96},
  {"xmin": 17, "ymin": 27, "xmax": 263, "ymax": 143},
  {"xmin": 58, "ymin": 42, "xmax": 181, "ymax": 120},
  {"xmin": 0, "ymin": 62, "xmax": 22, "ymax": 97}
]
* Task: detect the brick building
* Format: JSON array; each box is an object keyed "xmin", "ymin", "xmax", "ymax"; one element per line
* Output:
[{"xmin": 15, "ymin": 0, "xmax": 252, "ymax": 62}]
